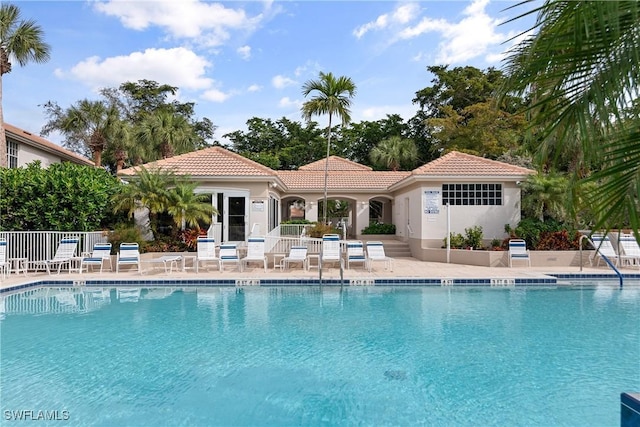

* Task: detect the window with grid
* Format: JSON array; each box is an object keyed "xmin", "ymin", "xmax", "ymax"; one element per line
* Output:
[
  {"xmin": 441, "ymin": 183, "xmax": 502, "ymax": 206},
  {"xmin": 7, "ymin": 140, "xmax": 18, "ymax": 168}
]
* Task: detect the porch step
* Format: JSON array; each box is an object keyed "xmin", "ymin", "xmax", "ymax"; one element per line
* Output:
[{"xmin": 362, "ymin": 239, "xmax": 412, "ymax": 258}]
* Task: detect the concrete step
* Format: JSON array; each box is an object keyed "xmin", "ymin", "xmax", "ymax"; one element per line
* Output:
[{"xmin": 361, "ymin": 239, "xmax": 412, "ymax": 258}]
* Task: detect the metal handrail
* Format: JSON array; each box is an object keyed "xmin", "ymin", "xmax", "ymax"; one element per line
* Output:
[{"xmin": 580, "ymin": 234, "xmax": 623, "ymax": 288}]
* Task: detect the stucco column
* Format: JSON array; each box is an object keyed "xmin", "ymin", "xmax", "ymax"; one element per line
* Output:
[
  {"xmin": 306, "ymin": 202, "xmax": 318, "ymax": 222},
  {"xmin": 356, "ymin": 200, "xmax": 369, "ymax": 237}
]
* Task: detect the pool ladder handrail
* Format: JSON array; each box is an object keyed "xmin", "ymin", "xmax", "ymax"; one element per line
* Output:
[{"xmin": 580, "ymin": 234, "xmax": 623, "ymax": 288}]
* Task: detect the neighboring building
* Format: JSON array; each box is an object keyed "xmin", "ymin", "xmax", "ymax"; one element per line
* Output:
[
  {"xmin": 3, "ymin": 123, "xmax": 94, "ymax": 168},
  {"xmin": 119, "ymin": 147, "xmax": 535, "ymax": 260}
]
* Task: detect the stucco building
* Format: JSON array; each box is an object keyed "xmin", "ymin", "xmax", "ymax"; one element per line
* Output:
[
  {"xmin": 119, "ymin": 146, "xmax": 535, "ymax": 259},
  {"xmin": 4, "ymin": 123, "xmax": 94, "ymax": 168}
]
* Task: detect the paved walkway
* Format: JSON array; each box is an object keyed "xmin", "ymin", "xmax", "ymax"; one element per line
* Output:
[{"xmin": 1, "ymin": 256, "xmax": 635, "ymax": 290}]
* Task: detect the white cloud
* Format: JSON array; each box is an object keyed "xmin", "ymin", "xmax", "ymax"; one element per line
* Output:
[
  {"xmin": 247, "ymin": 84, "xmax": 261, "ymax": 92},
  {"xmin": 94, "ymin": 0, "xmax": 263, "ymax": 47},
  {"xmin": 272, "ymin": 74, "xmax": 297, "ymax": 89},
  {"xmin": 65, "ymin": 47, "xmax": 213, "ymax": 91},
  {"xmin": 398, "ymin": 0, "xmax": 506, "ymax": 64},
  {"xmin": 202, "ymin": 88, "xmax": 231, "ymax": 103},
  {"xmin": 353, "ymin": 3, "xmax": 419, "ymax": 39},
  {"xmin": 278, "ymin": 97, "xmax": 301, "ymax": 108},
  {"xmin": 237, "ymin": 45, "xmax": 251, "ymax": 60}
]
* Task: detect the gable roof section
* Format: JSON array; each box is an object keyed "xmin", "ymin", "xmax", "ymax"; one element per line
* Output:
[
  {"xmin": 5, "ymin": 123, "xmax": 94, "ymax": 166},
  {"xmin": 278, "ymin": 170, "xmax": 409, "ymax": 191},
  {"xmin": 299, "ymin": 156, "xmax": 372, "ymax": 171},
  {"xmin": 411, "ymin": 151, "xmax": 535, "ymax": 177},
  {"xmin": 119, "ymin": 146, "xmax": 277, "ymax": 177}
]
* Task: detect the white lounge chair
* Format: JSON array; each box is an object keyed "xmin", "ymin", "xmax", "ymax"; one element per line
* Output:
[
  {"xmin": 116, "ymin": 243, "xmax": 142, "ymax": 273},
  {"xmin": 79, "ymin": 242, "xmax": 112, "ymax": 273},
  {"xmin": 589, "ymin": 234, "xmax": 619, "ymax": 267},
  {"xmin": 508, "ymin": 239, "xmax": 531, "ymax": 267},
  {"xmin": 241, "ymin": 237, "xmax": 267, "ymax": 272},
  {"xmin": 346, "ymin": 241, "xmax": 368, "ymax": 270},
  {"xmin": 219, "ymin": 243, "xmax": 241, "ymax": 272},
  {"xmin": 618, "ymin": 233, "xmax": 640, "ymax": 267},
  {"xmin": 196, "ymin": 236, "xmax": 219, "ymax": 272},
  {"xmin": 366, "ymin": 241, "xmax": 394, "ymax": 272},
  {"xmin": 0, "ymin": 239, "xmax": 10, "ymax": 279},
  {"xmin": 321, "ymin": 234, "xmax": 343, "ymax": 269},
  {"xmin": 280, "ymin": 245, "xmax": 308, "ymax": 270},
  {"xmin": 31, "ymin": 237, "xmax": 79, "ymax": 275}
]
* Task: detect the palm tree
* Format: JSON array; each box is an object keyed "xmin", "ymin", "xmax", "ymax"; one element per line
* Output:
[
  {"xmin": 41, "ymin": 99, "xmax": 122, "ymax": 167},
  {"xmin": 112, "ymin": 167, "xmax": 176, "ymax": 237},
  {"xmin": 370, "ymin": 136, "xmax": 418, "ymax": 171},
  {"xmin": 136, "ymin": 110, "xmax": 195, "ymax": 160},
  {"xmin": 0, "ymin": 4, "xmax": 50, "ymax": 167},
  {"xmin": 521, "ymin": 173, "xmax": 568, "ymax": 222},
  {"xmin": 166, "ymin": 182, "xmax": 216, "ymax": 230},
  {"xmin": 301, "ymin": 72, "xmax": 356, "ymax": 223},
  {"xmin": 501, "ymin": 1, "xmax": 640, "ymax": 239}
]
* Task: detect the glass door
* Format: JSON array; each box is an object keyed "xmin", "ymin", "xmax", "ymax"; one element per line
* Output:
[{"xmin": 227, "ymin": 196, "xmax": 246, "ymax": 242}]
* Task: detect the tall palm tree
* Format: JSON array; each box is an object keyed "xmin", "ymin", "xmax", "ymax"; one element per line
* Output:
[
  {"xmin": 136, "ymin": 110, "xmax": 194, "ymax": 160},
  {"xmin": 370, "ymin": 136, "xmax": 418, "ymax": 171},
  {"xmin": 501, "ymin": 1, "xmax": 640, "ymax": 239},
  {"xmin": 0, "ymin": 4, "xmax": 50, "ymax": 167},
  {"xmin": 301, "ymin": 72, "xmax": 356, "ymax": 223},
  {"xmin": 41, "ymin": 99, "xmax": 121, "ymax": 167}
]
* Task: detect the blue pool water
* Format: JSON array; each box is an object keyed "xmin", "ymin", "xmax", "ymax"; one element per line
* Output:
[{"xmin": 1, "ymin": 283, "xmax": 639, "ymax": 426}]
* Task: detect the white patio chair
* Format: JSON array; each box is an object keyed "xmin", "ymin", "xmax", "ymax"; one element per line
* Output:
[
  {"xmin": 241, "ymin": 237, "xmax": 267, "ymax": 272},
  {"xmin": 31, "ymin": 237, "xmax": 79, "ymax": 275},
  {"xmin": 281, "ymin": 245, "xmax": 308, "ymax": 270},
  {"xmin": 618, "ymin": 233, "xmax": 640, "ymax": 267},
  {"xmin": 196, "ymin": 236, "xmax": 219, "ymax": 272},
  {"xmin": 365, "ymin": 241, "xmax": 394, "ymax": 272},
  {"xmin": 321, "ymin": 234, "xmax": 343, "ymax": 269},
  {"xmin": 116, "ymin": 243, "xmax": 142, "ymax": 273},
  {"xmin": 346, "ymin": 241, "xmax": 368, "ymax": 270},
  {"xmin": 589, "ymin": 234, "xmax": 619, "ymax": 267},
  {"xmin": 508, "ymin": 239, "xmax": 531, "ymax": 267},
  {"xmin": 0, "ymin": 239, "xmax": 10, "ymax": 279},
  {"xmin": 219, "ymin": 243, "xmax": 241, "ymax": 272},
  {"xmin": 79, "ymin": 242, "xmax": 112, "ymax": 273}
]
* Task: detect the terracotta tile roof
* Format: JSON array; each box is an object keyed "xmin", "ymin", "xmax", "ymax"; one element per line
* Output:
[
  {"xmin": 299, "ymin": 156, "xmax": 373, "ymax": 171},
  {"xmin": 4, "ymin": 123, "xmax": 94, "ymax": 166},
  {"xmin": 278, "ymin": 170, "xmax": 409, "ymax": 190},
  {"xmin": 119, "ymin": 146, "xmax": 277, "ymax": 177},
  {"xmin": 411, "ymin": 151, "xmax": 535, "ymax": 176}
]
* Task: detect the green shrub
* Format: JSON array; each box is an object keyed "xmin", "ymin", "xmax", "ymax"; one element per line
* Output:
[
  {"xmin": 281, "ymin": 219, "xmax": 312, "ymax": 224},
  {"xmin": 464, "ymin": 226, "xmax": 484, "ymax": 250},
  {"xmin": 307, "ymin": 223, "xmax": 339, "ymax": 238},
  {"xmin": 0, "ymin": 161, "xmax": 122, "ymax": 231},
  {"xmin": 444, "ymin": 232, "xmax": 466, "ymax": 249},
  {"xmin": 107, "ymin": 226, "xmax": 145, "ymax": 254},
  {"xmin": 361, "ymin": 222, "xmax": 396, "ymax": 235}
]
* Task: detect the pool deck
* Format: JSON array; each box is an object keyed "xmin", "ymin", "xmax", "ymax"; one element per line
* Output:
[{"xmin": 1, "ymin": 256, "xmax": 638, "ymax": 291}]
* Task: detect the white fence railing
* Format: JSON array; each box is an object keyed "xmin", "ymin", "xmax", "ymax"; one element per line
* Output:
[{"xmin": 0, "ymin": 231, "xmax": 107, "ymax": 263}]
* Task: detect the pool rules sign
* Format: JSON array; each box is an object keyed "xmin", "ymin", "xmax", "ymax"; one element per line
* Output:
[{"xmin": 424, "ymin": 190, "xmax": 440, "ymax": 214}]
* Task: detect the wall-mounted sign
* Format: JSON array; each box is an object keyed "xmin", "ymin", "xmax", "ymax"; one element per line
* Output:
[
  {"xmin": 251, "ymin": 200, "xmax": 264, "ymax": 212},
  {"xmin": 424, "ymin": 190, "xmax": 440, "ymax": 214}
]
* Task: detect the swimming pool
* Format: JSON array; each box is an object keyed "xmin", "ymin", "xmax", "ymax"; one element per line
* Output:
[{"xmin": 1, "ymin": 282, "xmax": 638, "ymax": 426}]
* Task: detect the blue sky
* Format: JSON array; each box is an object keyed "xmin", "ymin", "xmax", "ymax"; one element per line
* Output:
[{"xmin": 4, "ymin": 0, "xmax": 535, "ymax": 146}]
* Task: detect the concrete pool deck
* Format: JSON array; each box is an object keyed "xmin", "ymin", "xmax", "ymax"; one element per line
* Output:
[{"xmin": 1, "ymin": 256, "xmax": 638, "ymax": 291}]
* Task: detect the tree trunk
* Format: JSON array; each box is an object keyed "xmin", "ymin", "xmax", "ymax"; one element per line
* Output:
[
  {"xmin": 323, "ymin": 113, "xmax": 333, "ymax": 224},
  {"xmin": 0, "ymin": 74, "xmax": 7, "ymax": 168}
]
